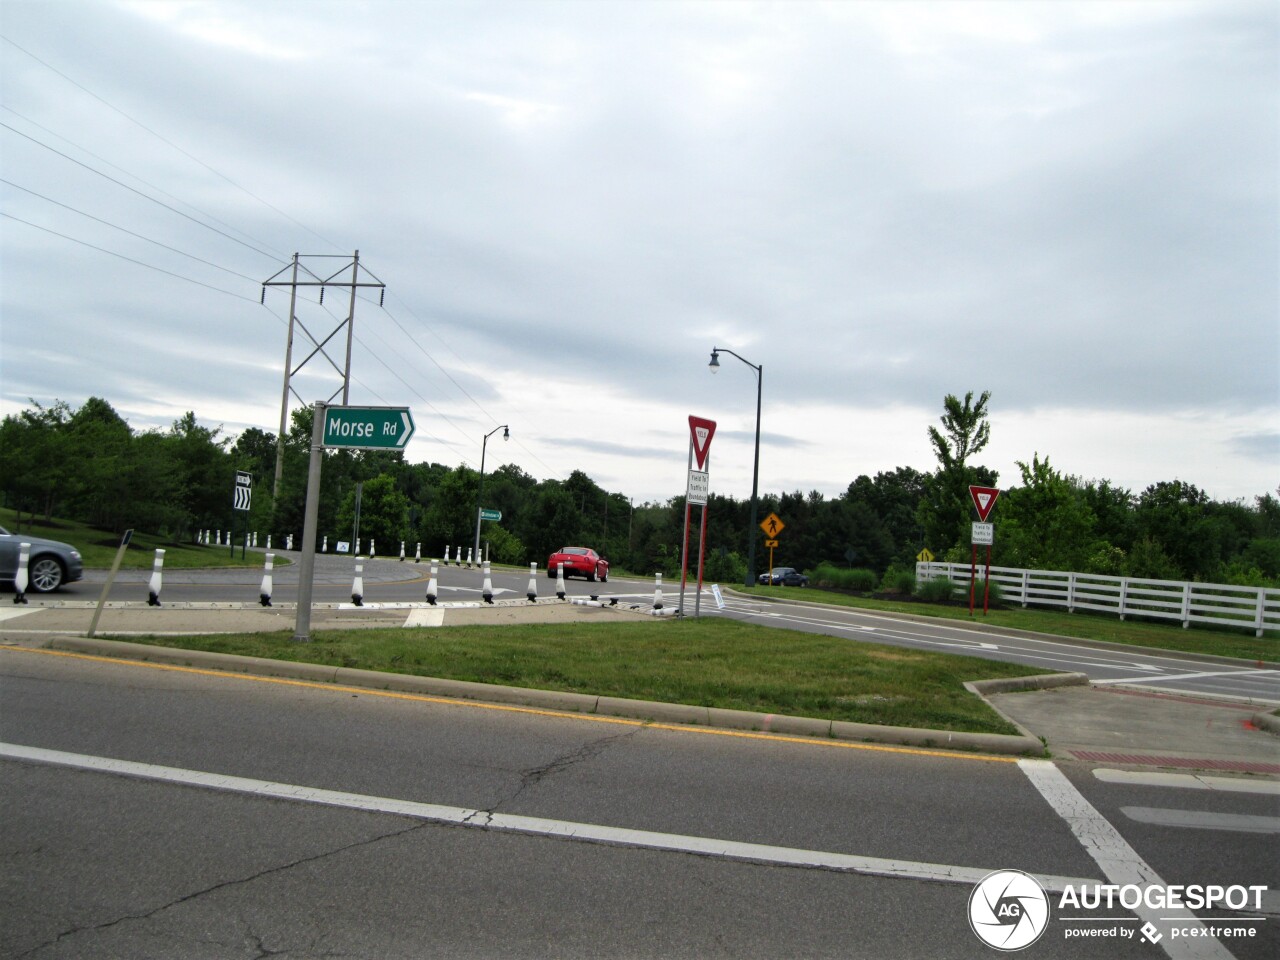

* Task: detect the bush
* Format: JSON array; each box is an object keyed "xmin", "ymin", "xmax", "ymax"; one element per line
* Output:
[
  {"xmin": 973, "ymin": 578, "xmax": 1005, "ymax": 608},
  {"xmin": 812, "ymin": 563, "xmax": 877, "ymax": 592},
  {"xmin": 916, "ymin": 576, "xmax": 956, "ymax": 603},
  {"xmin": 880, "ymin": 564, "xmax": 915, "ymax": 594}
]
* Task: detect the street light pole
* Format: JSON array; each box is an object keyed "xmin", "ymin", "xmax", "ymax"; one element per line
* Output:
[
  {"xmin": 709, "ymin": 347, "xmax": 763, "ymax": 588},
  {"xmin": 473, "ymin": 425, "xmax": 509, "ymax": 562}
]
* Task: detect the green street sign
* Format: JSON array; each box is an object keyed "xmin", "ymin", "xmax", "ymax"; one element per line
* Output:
[
  {"xmin": 479, "ymin": 508, "xmax": 502, "ymax": 522},
  {"xmin": 323, "ymin": 406, "xmax": 415, "ymax": 450}
]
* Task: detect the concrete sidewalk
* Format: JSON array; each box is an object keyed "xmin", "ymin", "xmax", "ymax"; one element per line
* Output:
[{"xmin": 2, "ymin": 599, "xmax": 1277, "ymax": 772}]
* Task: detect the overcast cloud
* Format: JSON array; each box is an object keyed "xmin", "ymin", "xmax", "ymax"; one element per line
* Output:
[{"xmin": 1, "ymin": 0, "xmax": 1276, "ymax": 505}]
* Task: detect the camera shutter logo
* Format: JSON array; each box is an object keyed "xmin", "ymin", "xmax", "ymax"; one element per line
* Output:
[{"xmin": 968, "ymin": 870, "xmax": 1050, "ymax": 951}]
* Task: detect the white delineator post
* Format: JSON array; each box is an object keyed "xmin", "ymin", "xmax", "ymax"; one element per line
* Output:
[
  {"xmin": 399, "ymin": 541, "xmax": 406, "ymax": 562},
  {"xmin": 260, "ymin": 553, "xmax": 275, "ymax": 607},
  {"xmin": 13, "ymin": 543, "xmax": 30, "ymax": 604},
  {"xmin": 414, "ymin": 542, "xmax": 421, "ymax": 563},
  {"xmin": 352, "ymin": 562, "xmax": 364, "ymax": 606},
  {"xmin": 481, "ymin": 560, "xmax": 494, "ymax": 604},
  {"xmin": 426, "ymin": 562, "xmax": 438, "ymax": 605},
  {"xmin": 147, "ymin": 549, "xmax": 165, "ymax": 606},
  {"xmin": 443, "ymin": 545, "xmax": 451, "ymax": 566},
  {"xmin": 556, "ymin": 562, "xmax": 566, "ymax": 600},
  {"xmin": 526, "ymin": 562, "xmax": 538, "ymax": 602},
  {"xmin": 653, "ymin": 572, "xmax": 664, "ymax": 610}
]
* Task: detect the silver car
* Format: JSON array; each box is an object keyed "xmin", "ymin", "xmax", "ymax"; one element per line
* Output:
[{"xmin": 0, "ymin": 526, "xmax": 84, "ymax": 593}]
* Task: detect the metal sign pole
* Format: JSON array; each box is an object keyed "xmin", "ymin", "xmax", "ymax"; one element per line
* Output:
[
  {"xmin": 678, "ymin": 441, "xmax": 693, "ymax": 616},
  {"xmin": 293, "ymin": 402, "xmax": 326, "ymax": 642},
  {"xmin": 694, "ymin": 453, "xmax": 710, "ymax": 617}
]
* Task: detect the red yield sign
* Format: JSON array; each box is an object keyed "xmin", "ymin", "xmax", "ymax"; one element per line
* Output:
[{"xmin": 969, "ymin": 485, "xmax": 1000, "ymax": 522}]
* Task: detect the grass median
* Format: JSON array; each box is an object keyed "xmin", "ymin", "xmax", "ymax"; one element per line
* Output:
[{"xmin": 127, "ymin": 617, "xmax": 1049, "ymax": 736}]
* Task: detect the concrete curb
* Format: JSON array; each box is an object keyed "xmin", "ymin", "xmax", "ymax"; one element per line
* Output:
[
  {"xmin": 964, "ymin": 672, "xmax": 1091, "ymax": 745},
  {"xmin": 42, "ymin": 636, "xmax": 1046, "ymax": 756},
  {"xmin": 1252, "ymin": 711, "xmax": 1280, "ymax": 737}
]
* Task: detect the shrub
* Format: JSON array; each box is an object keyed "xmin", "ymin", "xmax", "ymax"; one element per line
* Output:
[
  {"xmin": 973, "ymin": 578, "xmax": 1005, "ymax": 608},
  {"xmin": 916, "ymin": 576, "xmax": 956, "ymax": 603},
  {"xmin": 880, "ymin": 564, "xmax": 915, "ymax": 594},
  {"xmin": 813, "ymin": 563, "xmax": 877, "ymax": 592}
]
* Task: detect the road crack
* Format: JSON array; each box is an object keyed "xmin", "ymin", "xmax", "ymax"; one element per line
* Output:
[{"xmin": 12, "ymin": 820, "xmax": 427, "ymax": 959}]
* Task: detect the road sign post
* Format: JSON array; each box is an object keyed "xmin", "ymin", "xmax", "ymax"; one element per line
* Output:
[
  {"xmin": 680, "ymin": 416, "xmax": 716, "ymax": 617},
  {"xmin": 967, "ymin": 487, "xmax": 1000, "ymax": 615},
  {"xmin": 759, "ymin": 514, "xmax": 785, "ymax": 586},
  {"xmin": 294, "ymin": 402, "xmax": 415, "ymax": 642}
]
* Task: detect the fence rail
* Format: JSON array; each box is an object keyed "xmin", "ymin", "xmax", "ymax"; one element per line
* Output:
[{"xmin": 915, "ymin": 562, "xmax": 1280, "ymax": 638}]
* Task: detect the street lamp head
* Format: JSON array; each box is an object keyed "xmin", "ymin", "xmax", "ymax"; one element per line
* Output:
[
  {"xmin": 708, "ymin": 349, "xmax": 720, "ymax": 373},
  {"xmin": 502, "ymin": 426, "xmax": 509, "ymax": 441}
]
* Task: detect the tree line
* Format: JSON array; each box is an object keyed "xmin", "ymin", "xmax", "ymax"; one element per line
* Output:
[{"xmin": 2, "ymin": 393, "xmax": 1276, "ymax": 587}]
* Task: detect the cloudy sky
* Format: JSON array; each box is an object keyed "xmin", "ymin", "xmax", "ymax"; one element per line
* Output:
[{"xmin": 2, "ymin": 0, "xmax": 1276, "ymax": 507}]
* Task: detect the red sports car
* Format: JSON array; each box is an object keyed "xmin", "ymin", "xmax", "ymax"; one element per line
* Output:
[{"xmin": 547, "ymin": 546, "xmax": 609, "ymax": 582}]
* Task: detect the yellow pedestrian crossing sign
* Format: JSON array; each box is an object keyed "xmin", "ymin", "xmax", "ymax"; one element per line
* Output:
[
  {"xmin": 760, "ymin": 513, "xmax": 785, "ymax": 537},
  {"xmin": 916, "ymin": 548, "xmax": 935, "ymax": 562}
]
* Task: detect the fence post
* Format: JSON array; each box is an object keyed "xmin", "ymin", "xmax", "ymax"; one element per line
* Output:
[
  {"xmin": 1021, "ymin": 569, "xmax": 1029, "ymax": 608},
  {"xmin": 1181, "ymin": 582, "xmax": 1192, "ymax": 629},
  {"xmin": 1066, "ymin": 572, "xmax": 1076, "ymax": 614},
  {"xmin": 1255, "ymin": 586, "xmax": 1265, "ymax": 638}
]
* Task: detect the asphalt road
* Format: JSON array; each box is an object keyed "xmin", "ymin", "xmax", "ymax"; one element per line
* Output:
[
  {"xmin": 60, "ymin": 553, "xmax": 1280, "ymax": 704},
  {"xmin": 2, "ymin": 648, "xmax": 1277, "ymax": 959}
]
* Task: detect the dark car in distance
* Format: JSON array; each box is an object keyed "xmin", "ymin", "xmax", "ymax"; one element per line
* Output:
[
  {"xmin": 758, "ymin": 566, "xmax": 808, "ymax": 587},
  {"xmin": 0, "ymin": 526, "xmax": 84, "ymax": 593},
  {"xmin": 547, "ymin": 546, "xmax": 609, "ymax": 582}
]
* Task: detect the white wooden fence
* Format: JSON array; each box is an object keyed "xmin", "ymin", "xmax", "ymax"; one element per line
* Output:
[{"xmin": 915, "ymin": 562, "xmax": 1279, "ymax": 638}]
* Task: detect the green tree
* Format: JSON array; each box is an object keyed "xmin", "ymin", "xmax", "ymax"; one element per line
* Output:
[
  {"xmin": 336, "ymin": 474, "xmax": 411, "ymax": 552},
  {"xmin": 997, "ymin": 455, "xmax": 1101, "ymax": 570},
  {"xmin": 918, "ymin": 390, "xmax": 997, "ymax": 554},
  {"xmin": 0, "ymin": 400, "xmax": 73, "ymax": 526}
]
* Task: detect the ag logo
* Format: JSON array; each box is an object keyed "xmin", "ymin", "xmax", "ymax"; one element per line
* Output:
[{"xmin": 968, "ymin": 870, "xmax": 1050, "ymax": 951}]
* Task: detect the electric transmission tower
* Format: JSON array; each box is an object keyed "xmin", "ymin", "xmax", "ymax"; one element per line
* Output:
[{"xmin": 261, "ymin": 251, "xmax": 386, "ymax": 498}]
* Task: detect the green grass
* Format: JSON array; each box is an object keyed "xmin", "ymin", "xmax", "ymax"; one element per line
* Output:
[
  {"xmin": 739, "ymin": 584, "xmax": 1277, "ymax": 663},
  {"xmin": 1, "ymin": 508, "xmax": 277, "ymax": 571},
  {"xmin": 125, "ymin": 617, "xmax": 1047, "ymax": 736}
]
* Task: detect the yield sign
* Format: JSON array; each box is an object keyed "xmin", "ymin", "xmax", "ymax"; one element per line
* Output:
[
  {"xmin": 969, "ymin": 485, "xmax": 1000, "ymax": 522},
  {"xmin": 688, "ymin": 415, "xmax": 717, "ymax": 470}
]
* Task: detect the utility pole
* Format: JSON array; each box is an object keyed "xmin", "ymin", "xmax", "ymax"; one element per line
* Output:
[{"xmin": 261, "ymin": 251, "xmax": 385, "ymax": 498}]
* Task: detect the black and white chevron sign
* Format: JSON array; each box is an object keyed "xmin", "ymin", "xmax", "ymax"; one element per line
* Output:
[{"xmin": 233, "ymin": 472, "xmax": 252, "ymax": 511}]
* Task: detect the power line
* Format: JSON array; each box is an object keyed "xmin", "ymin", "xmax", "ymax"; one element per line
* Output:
[
  {"xmin": 1, "ymin": 33, "xmax": 341, "ymax": 255},
  {"xmin": 1, "ymin": 121, "xmax": 280, "ymax": 261},
  {"xmin": 1, "ymin": 177, "xmax": 261, "ymax": 282},
  {"xmin": 2, "ymin": 104, "xmax": 288, "ymax": 263},
  {"xmin": 2, "ymin": 212, "xmax": 259, "ymax": 302}
]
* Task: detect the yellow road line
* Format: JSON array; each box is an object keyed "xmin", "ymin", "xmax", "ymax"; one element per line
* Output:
[{"xmin": 1, "ymin": 645, "xmax": 1017, "ymax": 763}]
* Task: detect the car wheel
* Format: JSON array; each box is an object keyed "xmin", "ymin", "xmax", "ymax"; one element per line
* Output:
[
  {"xmin": 588, "ymin": 570, "xmax": 597, "ymax": 582},
  {"xmin": 29, "ymin": 555, "xmax": 65, "ymax": 593},
  {"xmin": 599, "ymin": 568, "xmax": 608, "ymax": 583}
]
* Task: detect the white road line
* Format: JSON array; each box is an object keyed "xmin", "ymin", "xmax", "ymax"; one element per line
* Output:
[
  {"xmin": 0, "ymin": 607, "xmax": 43, "ymax": 623},
  {"xmin": 403, "ymin": 608, "xmax": 444, "ymax": 628},
  {"xmin": 1094, "ymin": 668, "xmax": 1279, "ymax": 687},
  {"xmin": 1120, "ymin": 807, "xmax": 1280, "ymax": 834},
  {"xmin": 0, "ymin": 741, "xmax": 1098, "ymax": 892},
  {"xmin": 1019, "ymin": 759, "xmax": 1235, "ymax": 960},
  {"xmin": 1094, "ymin": 769, "xmax": 1280, "ymax": 795}
]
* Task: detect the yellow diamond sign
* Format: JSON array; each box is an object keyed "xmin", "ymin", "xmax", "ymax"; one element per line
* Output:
[{"xmin": 760, "ymin": 513, "xmax": 785, "ymax": 537}]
